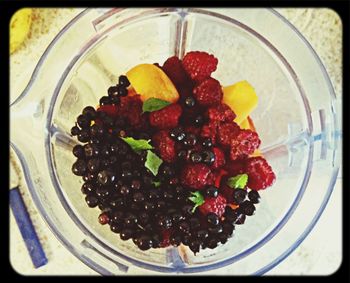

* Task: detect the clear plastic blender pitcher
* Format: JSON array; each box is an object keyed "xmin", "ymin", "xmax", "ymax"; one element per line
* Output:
[{"xmin": 10, "ymin": 8, "xmax": 342, "ymax": 274}]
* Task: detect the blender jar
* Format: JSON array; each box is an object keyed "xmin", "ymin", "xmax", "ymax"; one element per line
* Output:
[{"xmin": 10, "ymin": 8, "xmax": 341, "ymax": 274}]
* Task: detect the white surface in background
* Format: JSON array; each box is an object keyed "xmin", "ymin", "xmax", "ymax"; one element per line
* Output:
[{"xmin": 10, "ymin": 8, "xmax": 342, "ymax": 275}]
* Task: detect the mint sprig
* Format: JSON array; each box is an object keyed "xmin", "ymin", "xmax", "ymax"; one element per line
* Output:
[
  {"xmin": 142, "ymin": 98, "xmax": 171, "ymax": 113},
  {"xmin": 121, "ymin": 137, "xmax": 153, "ymax": 153},
  {"xmin": 227, "ymin": 174, "xmax": 248, "ymax": 189},
  {"xmin": 145, "ymin": 150, "xmax": 163, "ymax": 176},
  {"xmin": 152, "ymin": 180, "xmax": 161, "ymax": 188},
  {"xmin": 188, "ymin": 191, "xmax": 205, "ymax": 213}
]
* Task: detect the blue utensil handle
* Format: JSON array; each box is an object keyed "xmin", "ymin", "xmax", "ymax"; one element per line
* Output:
[{"xmin": 10, "ymin": 187, "xmax": 48, "ymax": 268}]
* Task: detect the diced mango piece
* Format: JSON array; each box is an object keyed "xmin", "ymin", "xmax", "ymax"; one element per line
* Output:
[
  {"xmin": 239, "ymin": 118, "xmax": 250, "ymax": 130},
  {"xmin": 223, "ymin": 80, "xmax": 258, "ymax": 125},
  {"xmin": 126, "ymin": 64, "xmax": 179, "ymax": 103}
]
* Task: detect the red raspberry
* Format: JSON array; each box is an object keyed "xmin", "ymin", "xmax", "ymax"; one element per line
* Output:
[
  {"xmin": 200, "ymin": 122, "xmax": 218, "ymax": 144},
  {"xmin": 217, "ymin": 122, "xmax": 240, "ymax": 146},
  {"xmin": 199, "ymin": 194, "xmax": 227, "ymax": 217},
  {"xmin": 184, "ymin": 125, "xmax": 201, "ymax": 136},
  {"xmin": 97, "ymin": 104, "xmax": 118, "ymax": 118},
  {"xmin": 207, "ymin": 103, "xmax": 236, "ymax": 123},
  {"xmin": 180, "ymin": 164, "xmax": 214, "ymax": 190},
  {"xmin": 193, "ymin": 78, "xmax": 223, "ymax": 106},
  {"xmin": 149, "ymin": 104, "xmax": 182, "ymax": 130},
  {"xmin": 230, "ymin": 129, "xmax": 261, "ymax": 160},
  {"xmin": 182, "ymin": 51, "xmax": 218, "ymax": 83},
  {"xmin": 225, "ymin": 160, "xmax": 245, "ymax": 176},
  {"xmin": 162, "ymin": 56, "xmax": 191, "ymax": 90},
  {"xmin": 152, "ymin": 130, "xmax": 176, "ymax": 163},
  {"xmin": 213, "ymin": 169, "xmax": 228, "ymax": 188},
  {"xmin": 159, "ymin": 229, "xmax": 172, "ymax": 248},
  {"xmin": 211, "ymin": 147, "xmax": 226, "ymax": 169},
  {"xmin": 119, "ymin": 95, "xmax": 144, "ymax": 128},
  {"xmin": 245, "ymin": 157, "xmax": 276, "ymax": 190},
  {"xmin": 219, "ymin": 184, "xmax": 235, "ymax": 204}
]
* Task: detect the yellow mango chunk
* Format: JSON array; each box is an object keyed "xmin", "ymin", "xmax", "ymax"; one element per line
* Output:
[
  {"xmin": 223, "ymin": 80, "xmax": 258, "ymax": 125},
  {"xmin": 126, "ymin": 64, "xmax": 179, "ymax": 103},
  {"xmin": 239, "ymin": 118, "xmax": 250, "ymax": 130}
]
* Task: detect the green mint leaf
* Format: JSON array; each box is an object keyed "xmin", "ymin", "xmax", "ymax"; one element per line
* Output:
[
  {"xmin": 145, "ymin": 151, "xmax": 163, "ymax": 176},
  {"xmin": 121, "ymin": 137, "xmax": 153, "ymax": 153},
  {"xmin": 188, "ymin": 191, "xmax": 205, "ymax": 212},
  {"xmin": 227, "ymin": 174, "xmax": 248, "ymax": 189},
  {"xmin": 152, "ymin": 181, "xmax": 161, "ymax": 188},
  {"xmin": 142, "ymin": 98, "xmax": 171, "ymax": 113}
]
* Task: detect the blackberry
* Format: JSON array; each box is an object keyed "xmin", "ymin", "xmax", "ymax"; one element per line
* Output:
[
  {"xmin": 204, "ymin": 186, "xmax": 218, "ymax": 198},
  {"xmin": 238, "ymin": 201, "xmax": 256, "ymax": 216},
  {"xmin": 233, "ymin": 189, "xmax": 247, "ymax": 204},
  {"xmin": 118, "ymin": 75, "xmax": 130, "ymax": 87},
  {"xmin": 82, "ymin": 106, "xmax": 96, "ymax": 119},
  {"xmin": 72, "ymin": 159, "xmax": 87, "ymax": 176},
  {"xmin": 85, "ymin": 195, "xmax": 98, "ymax": 208},
  {"xmin": 99, "ymin": 96, "xmax": 111, "ymax": 105},
  {"xmin": 77, "ymin": 114, "xmax": 90, "ymax": 128},
  {"xmin": 184, "ymin": 96, "xmax": 196, "ymax": 108},
  {"xmin": 78, "ymin": 130, "xmax": 90, "ymax": 143}
]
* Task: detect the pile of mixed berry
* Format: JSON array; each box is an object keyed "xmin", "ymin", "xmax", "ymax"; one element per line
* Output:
[{"xmin": 70, "ymin": 51, "xmax": 276, "ymax": 254}]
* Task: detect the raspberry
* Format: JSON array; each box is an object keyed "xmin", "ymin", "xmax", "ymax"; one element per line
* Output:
[
  {"xmin": 217, "ymin": 122, "xmax": 240, "ymax": 146},
  {"xmin": 159, "ymin": 229, "xmax": 172, "ymax": 248},
  {"xmin": 199, "ymin": 194, "xmax": 227, "ymax": 217},
  {"xmin": 182, "ymin": 51, "xmax": 218, "ymax": 83},
  {"xmin": 180, "ymin": 164, "xmax": 214, "ymax": 190},
  {"xmin": 200, "ymin": 122, "xmax": 218, "ymax": 144},
  {"xmin": 245, "ymin": 157, "xmax": 276, "ymax": 190},
  {"xmin": 152, "ymin": 130, "xmax": 176, "ymax": 163},
  {"xmin": 225, "ymin": 160, "xmax": 245, "ymax": 176},
  {"xmin": 219, "ymin": 185, "xmax": 235, "ymax": 204},
  {"xmin": 118, "ymin": 95, "xmax": 144, "ymax": 128},
  {"xmin": 211, "ymin": 147, "xmax": 226, "ymax": 169},
  {"xmin": 207, "ymin": 103, "xmax": 236, "ymax": 123},
  {"xmin": 230, "ymin": 130, "xmax": 261, "ymax": 160},
  {"xmin": 149, "ymin": 104, "xmax": 182, "ymax": 129},
  {"xmin": 193, "ymin": 78, "xmax": 223, "ymax": 106},
  {"xmin": 97, "ymin": 104, "xmax": 118, "ymax": 118},
  {"xmin": 213, "ymin": 169, "xmax": 228, "ymax": 188},
  {"xmin": 184, "ymin": 125, "xmax": 201, "ymax": 136},
  {"xmin": 162, "ymin": 56, "xmax": 191, "ymax": 90}
]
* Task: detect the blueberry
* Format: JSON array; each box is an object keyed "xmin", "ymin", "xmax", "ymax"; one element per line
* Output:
[
  {"xmin": 124, "ymin": 213, "xmax": 138, "ymax": 227},
  {"xmin": 193, "ymin": 115, "xmax": 204, "ymax": 126},
  {"xmin": 190, "ymin": 152, "xmax": 202, "ymax": 163},
  {"xmin": 120, "ymin": 229, "xmax": 133, "ymax": 240},
  {"xmin": 137, "ymin": 235, "xmax": 153, "ymax": 251},
  {"xmin": 157, "ymin": 216, "xmax": 172, "ymax": 229},
  {"xmin": 233, "ymin": 189, "xmax": 247, "ymax": 204},
  {"xmin": 207, "ymin": 213, "xmax": 219, "ymax": 226},
  {"xmin": 170, "ymin": 127, "xmax": 186, "ymax": 141},
  {"xmin": 77, "ymin": 114, "xmax": 90, "ymax": 128},
  {"xmin": 118, "ymin": 75, "xmax": 130, "ymax": 87},
  {"xmin": 234, "ymin": 214, "xmax": 246, "ymax": 225},
  {"xmin": 99, "ymin": 96, "xmax": 111, "ymax": 105},
  {"xmin": 248, "ymin": 190, "xmax": 260, "ymax": 204},
  {"xmin": 87, "ymin": 158, "xmax": 100, "ymax": 173},
  {"xmin": 85, "ymin": 195, "xmax": 98, "ymax": 208},
  {"xmin": 71, "ymin": 126, "xmax": 80, "ymax": 136},
  {"xmin": 177, "ymin": 150, "xmax": 188, "ymax": 161},
  {"xmin": 117, "ymin": 85, "xmax": 128, "ymax": 97},
  {"xmin": 202, "ymin": 150, "xmax": 215, "ymax": 164},
  {"xmin": 183, "ymin": 134, "xmax": 197, "ymax": 147},
  {"xmin": 96, "ymin": 186, "xmax": 110, "ymax": 198},
  {"xmin": 77, "ymin": 130, "xmax": 90, "ymax": 143},
  {"xmin": 202, "ymin": 138, "xmax": 213, "ymax": 148},
  {"xmin": 170, "ymin": 234, "xmax": 182, "ymax": 246},
  {"xmin": 238, "ymin": 201, "xmax": 256, "ymax": 216},
  {"xmin": 90, "ymin": 124, "xmax": 104, "ymax": 136},
  {"xmin": 72, "ymin": 144, "xmax": 84, "ymax": 158},
  {"xmin": 133, "ymin": 192, "xmax": 145, "ymax": 203},
  {"xmin": 81, "ymin": 182, "xmax": 95, "ymax": 195},
  {"xmin": 184, "ymin": 96, "xmax": 196, "ymax": 108},
  {"xmin": 72, "ymin": 159, "xmax": 87, "ymax": 176},
  {"xmin": 82, "ymin": 106, "xmax": 96, "ymax": 119},
  {"xmin": 204, "ymin": 186, "xmax": 218, "ymax": 198}
]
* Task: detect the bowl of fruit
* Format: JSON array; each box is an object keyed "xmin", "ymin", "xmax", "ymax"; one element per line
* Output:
[{"xmin": 10, "ymin": 8, "xmax": 341, "ymax": 275}]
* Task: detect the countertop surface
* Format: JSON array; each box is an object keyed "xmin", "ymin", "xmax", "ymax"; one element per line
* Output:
[{"xmin": 10, "ymin": 8, "xmax": 342, "ymax": 275}]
